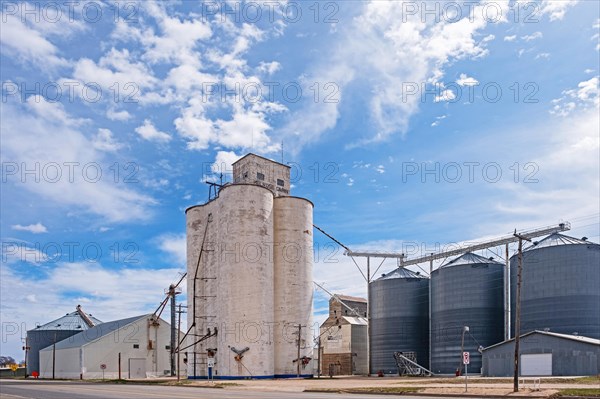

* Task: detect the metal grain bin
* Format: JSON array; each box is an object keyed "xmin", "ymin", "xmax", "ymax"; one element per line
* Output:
[
  {"xmin": 510, "ymin": 233, "xmax": 600, "ymax": 339},
  {"xmin": 369, "ymin": 268, "xmax": 429, "ymax": 374},
  {"xmin": 431, "ymin": 253, "xmax": 504, "ymax": 375},
  {"xmin": 26, "ymin": 306, "xmax": 101, "ymax": 376}
]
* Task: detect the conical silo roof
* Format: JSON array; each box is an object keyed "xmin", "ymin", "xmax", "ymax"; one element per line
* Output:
[
  {"xmin": 377, "ymin": 267, "xmax": 427, "ymax": 280},
  {"xmin": 441, "ymin": 252, "xmax": 502, "ymax": 268},
  {"xmin": 524, "ymin": 232, "xmax": 595, "ymax": 252},
  {"xmin": 31, "ymin": 308, "xmax": 102, "ymax": 331}
]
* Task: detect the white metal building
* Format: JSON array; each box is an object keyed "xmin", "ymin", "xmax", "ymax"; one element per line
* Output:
[{"xmin": 39, "ymin": 314, "xmax": 183, "ymax": 379}]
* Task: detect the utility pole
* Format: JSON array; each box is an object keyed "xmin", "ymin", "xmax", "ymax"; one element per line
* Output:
[
  {"xmin": 297, "ymin": 324, "xmax": 302, "ymax": 378},
  {"xmin": 317, "ymin": 336, "xmax": 321, "ymax": 378},
  {"xmin": 52, "ymin": 331, "xmax": 57, "ymax": 380},
  {"xmin": 169, "ymin": 284, "xmax": 177, "ymax": 377},
  {"xmin": 366, "ymin": 256, "xmax": 371, "ymax": 376},
  {"xmin": 176, "ymin": 304, "xmax": 184, "ymax": 381},
  {"xmin": 513, "ymin": 231, "xmax": 531, "ymax": 392}
]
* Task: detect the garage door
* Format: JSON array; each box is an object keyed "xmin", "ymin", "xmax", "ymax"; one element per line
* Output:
[
  {"xmin": 129, "ymin": 358, "xmax": 146, "ymax": 379},
  {"xmin": 521, "ymin": 354, "xmax": 552, "ymax": 376}
]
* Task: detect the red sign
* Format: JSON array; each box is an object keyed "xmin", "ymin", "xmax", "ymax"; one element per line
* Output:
[
  {"xmin": 462, "ymin": 352, "xmax": 470, "ymax": 365},
  {"xmin": 100, "ymin": 364, "xmax": 107, "ymax": 370}
]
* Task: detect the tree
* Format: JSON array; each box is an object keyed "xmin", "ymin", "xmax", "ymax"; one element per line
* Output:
[{"xmin": 0, "ymin": 356, "xmax": 16, "ymax": 367}]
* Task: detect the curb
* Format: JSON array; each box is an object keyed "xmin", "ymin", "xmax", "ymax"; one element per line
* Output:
[{"xmin": 304, "ymin": 389, "xmax": 548, "ymax": 398}]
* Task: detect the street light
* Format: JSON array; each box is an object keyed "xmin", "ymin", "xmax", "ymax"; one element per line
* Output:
[{"xmin": 459, "ymin": 326, "xmax": 469, "ymax": 375}]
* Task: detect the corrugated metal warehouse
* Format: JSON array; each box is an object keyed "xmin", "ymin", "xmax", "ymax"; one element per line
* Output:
[
  {"xmin": 510, "ymin": 233, "xmax": 600, "ymax": 339},
  {"xmin": 319, "ymin": 296, "xmax": 368, "ymax": 376},
  {"xmin": 186, "ymin": 154, "xmax": 314, "ymax": 379},
  {"xmin": 39, "ymin": 314, "xmax": 181, "ymax": 379},
  {"xmin": 482, "ymin": 330, "xmax": 600, "ymax": 376},
  {"xmin": 369, "ymin": 268, "xmax": 429, "ymax": 374},
  {"xmin": 26, "ymin": 305, "xmax": 102, "ymax": 376},
  {"xmin": 431, "ymin": 253, "xmax": 504, "ymax": 375}
]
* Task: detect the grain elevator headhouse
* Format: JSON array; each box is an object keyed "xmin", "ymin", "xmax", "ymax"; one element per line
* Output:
[
  {"xmin": 233, "ymin": 153, "xmax": 291, "ymax": 196},
  {"xmin": 186, "ymin": 153, "xmax": 314, "ymax": 379}
]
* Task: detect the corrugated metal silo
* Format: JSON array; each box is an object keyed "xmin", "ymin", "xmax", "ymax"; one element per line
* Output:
[
  {"xmin": 26, "ymin": 306, "xmax": 101, "ymax": 375},
  {"xmin": 273, "ymin": 196, "xmax": 314, "ymax": 377},
  {"xmin": 431, "ymin": 253, "xmax": 504, "ymax": 375},
  {"xmin": 510, "ymin": 233, "xmax": 600, "ymax": 339},
  {"xmin": 369, "ymin": 268, "xmax": 429, "ymax": 374}
]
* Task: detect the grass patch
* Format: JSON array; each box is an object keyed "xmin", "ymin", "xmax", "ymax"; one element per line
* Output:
[
  {"xmin": 306, "ymin": 387, "xmax": 421, "ymax": 394},
  {"xmin": 555, "ymin": 388, "xmax": 600, "ymax": 397}
]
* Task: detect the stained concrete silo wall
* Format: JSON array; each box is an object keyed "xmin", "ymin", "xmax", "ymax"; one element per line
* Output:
[
  {"xmin": 273, "ymin": 196, "xmax": 314, "ymax": 377},
  {"xmin": 216, "ymin": 184, "xmax": 275, "ymax": 378},
  {"xmin": 186, "ymin": 201, "xmax": 219, "ymax": 378}
]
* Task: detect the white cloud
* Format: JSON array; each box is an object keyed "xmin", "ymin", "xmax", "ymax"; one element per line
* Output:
[
  {"xmin": 211, "ymin": 151, "xmax": 242, "ymax": 175},
  {"xmin": 0, "ymin": 15, "xmax": 68, "ymax": 69},
  {"xmin": 551, "ymin": 77, "xmax": 599, "ymax": 116},
  {"xmin": 347, "ymin": 178, "xmax": 354, "ymax": 187},
  {"xmin": 456, "ymin": 73, "xmax": 479, "ymax": 86},
  {"xmin": 521, "ymin": 32, "xmax": 543, "ymax": 42},
  {"xmin": 539, "ymin": 0, "xmax": 578, "ymax": 21},
  {"xmin": 435, "ymin": 89, "xmax": 457, "ymax": 102},
  {"xmin": 135, "ymin": 120, "xmax": 172, "ymax": 143},
  {"xmin": 257, "ymin": 61, "xmax": 281, "ymax": 75},
  {"xmin": 106, "ymin": 108, "xmax": 132, "ymax": 121},
  {"xmin": 504, "ymin": 35, "xmax": 517, "ymax": 42},
  {"xmin": 92, "ymin": 128, "xmax": 123, "ymax": 152},
  {"xmin": 1, "ymin": 96, "xmax": 156, "ymax": 223},
  {"xmin": 70, "ymin": 48, "xmax": 158, "ymax": 102},
  {"xmin": 281, "ymin": 0, "xmax": 504, "ymax": 148},
  {"xmin": 535, "ymin": 53, "xmax": 551, "ymax": 60},
  {"xmin": 11, "ymin": 223, "xmax": 48, "ymax": 234},
  {"xmin": 375, "ymin": 165, "xmax": 385, "ymax": 174},
  {"xmin": 157, "ymin": 233, "xmax": 186, "ymax": 266}
]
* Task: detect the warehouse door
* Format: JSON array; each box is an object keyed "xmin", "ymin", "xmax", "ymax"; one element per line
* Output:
[
  {"xmin": 129, "ymin": 358, "xmax": 146, "ymax": 379},
  {"xmin": 521, "ymin": 354, "xmax": 552, "ymax": 376}
]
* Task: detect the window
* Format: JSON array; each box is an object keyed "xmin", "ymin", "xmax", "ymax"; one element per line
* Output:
[
  {"xmin": 277, "ymin": 179, "xmax": 284, "ymax": 187},
  {"xmin": 133, "ymin": 344, "xmax": 139, "ymax": 349},
  {"xmin": 243, "ymin": 172, "xmax": 248, "ymax": 179},
  {"xmin": 257, "ymin": 172, "xmax": 265, "ymax": 181},
  {"xmin": 165, "ymin": 345, "xmax": 171, "ymax": 350}
]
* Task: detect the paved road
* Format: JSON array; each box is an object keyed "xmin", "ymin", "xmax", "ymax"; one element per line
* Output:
[{"xmin": 0, "ymin": 380, "xmax": 480, "ymax": 399}]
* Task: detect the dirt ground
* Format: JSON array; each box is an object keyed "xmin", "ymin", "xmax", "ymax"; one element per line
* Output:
[{"xmin": 179, "ymin": 375, "xmax": 599, "ymax": 396}]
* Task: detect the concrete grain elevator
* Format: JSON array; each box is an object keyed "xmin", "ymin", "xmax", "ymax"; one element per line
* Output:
[{"xmin": 186, "ymin": 154, "xmax": 314, "ymax": 379}]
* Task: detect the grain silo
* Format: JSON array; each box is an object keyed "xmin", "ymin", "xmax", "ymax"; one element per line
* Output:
[
  {"xmin": 186, "ymin": 153, "xmax": 314, "ymax": 379},
  {"xmin": 510, "ymin": 233, "xmax": 600, "ymax": 339},
  {"xmin": 273, "ymin": 196, "xmax": 314, "ymax": 377},
  {"xmin": 431, "ymin": 253, "xmax": 504, "ymax": 375},
  {"xmin": 369, "ymin": 268, "xmax": 429, "ymax": 374},
  {"xmin": 26, "ymin": 305, "xmax": 101, "ymax": 376}
]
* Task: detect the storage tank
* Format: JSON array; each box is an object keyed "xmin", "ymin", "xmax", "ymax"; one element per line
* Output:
[
  {"xmin": 26, "ymin": 306, "xmax": 101, "ymax": 376},
  {"xmin": 431, "ymin": 253, "xmax": 504, "ymax": 375},
  {"xmin": 216, "ymin": 184, "xmax": 275, "ymax": 378},
  {"xmin": 185, "ymin": 200, "xmax": 219, "ymax": 378},
  {"xmin": 510, "ymin": 233, "xmax": 600, "ymax": 339},
  {"xmin": 369, "ymin": 268, "xmax": 429, "ymax": 374},
  {"xmin": 273, "ymin": 196, "xmax": 314, "ymax": 377}
]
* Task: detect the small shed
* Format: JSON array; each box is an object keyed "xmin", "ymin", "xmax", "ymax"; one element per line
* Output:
[
  {"xmin": 39, "ymin": 314, "xmax": 183, "ymax": 379},
  {"xmin": 482, "ymin": 330, "xmax": 599, "ymax": 376}
]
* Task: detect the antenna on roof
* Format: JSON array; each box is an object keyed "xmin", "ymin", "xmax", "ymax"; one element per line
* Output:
[{"xmin": 281, "ymin": 141, "xmax": 284, "ymax": 164}]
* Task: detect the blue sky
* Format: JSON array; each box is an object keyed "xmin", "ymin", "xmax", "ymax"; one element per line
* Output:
[{"xmin": 1, "ymin": 0, "xmax": 599, "ymax": 360}]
